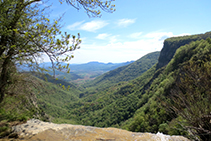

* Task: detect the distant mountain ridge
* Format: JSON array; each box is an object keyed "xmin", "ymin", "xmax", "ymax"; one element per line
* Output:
[
  {"xmin": 56, "ymin": 61, "xmax": 134, "ymax": 83},
  {"xmin": 18, "ymin": 61, "xmax": 134, "ymax": 71},
  {"xmin": 18, "ymin": 61, "xmax": 134, "ymax": 84},
  {"xmin": 37, "ymin": 61, "xmax": 134, "ymax": 73},
  {"xmin": 83, "ymin": 51, "xmax": 160, "ymax": 88}
]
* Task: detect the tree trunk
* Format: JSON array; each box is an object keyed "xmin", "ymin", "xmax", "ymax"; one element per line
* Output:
[{"xmin": 0, "ymin": 57, "xmax": 11, "ymax": 103}]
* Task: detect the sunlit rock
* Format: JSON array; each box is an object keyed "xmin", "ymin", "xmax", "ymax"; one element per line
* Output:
[{"xmin": 8, "ymin": 119, "xmax": 190, "ymax": 141}]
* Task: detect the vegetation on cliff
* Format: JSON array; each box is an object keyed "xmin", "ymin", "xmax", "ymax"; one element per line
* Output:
[{"xmin": 124, "ymin": 34, "xmax": 211, "ymax": 140}]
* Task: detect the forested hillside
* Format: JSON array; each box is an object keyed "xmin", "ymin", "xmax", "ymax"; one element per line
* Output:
[
  {"xmin": 57, "ymin": 31, "xmax": 211, "ymax": 140},
  {"xmin": 33, "ymin": 76, "xmax": 81, "ymax": 123},
  {"xmin": 124, "ymin": 35, "xmax": 211, "ymax": 140}
]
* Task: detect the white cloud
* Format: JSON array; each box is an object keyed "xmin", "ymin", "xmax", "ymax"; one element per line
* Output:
[
  {"xmin": 96, "ymin": 33, "xmax": 110, "ymax": 39},
  {"xmin": 80, "ymin": 20, "xmax": 109, "ymax": 32},
  {"xmin": 144, "ymin": 32, "xmax": 173, "ymax": 40},
  {"xmin": 67, "ymin": 20, "xmax": 109, "ymax": 32},
  {"xmin": 70, "ymin": 33, "xmax": 163, "ymax": 63},
  {"xmin": 128, "ymin": 32, "xmax": 143, "ymax": 39},
  {"xmin": 96, "ymin": 33, "xmax": 119, "ymax": 44},
  {"xmin": 109, "ymin": 35, "xmax": 118, "ymax": 43},
  {"xmin": 116, "ymin": 18, "xmax": 136, "ymax": 27},
  {"xmin": 67, "ymin": 21, "xmax": 85, "ymax": 30},
  {"xmin": 144, "ymin": 32, "xmax": 191, "ymax": 41}
]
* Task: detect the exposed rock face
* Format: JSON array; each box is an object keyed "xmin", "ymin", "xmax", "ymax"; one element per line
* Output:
[
  {"xmin": 6, "ymin": 119, "xmax": 190, "ymax": 141},
  {"xmin": 156, "ymin": 31, "xmax": 211, "ymax": 69}
]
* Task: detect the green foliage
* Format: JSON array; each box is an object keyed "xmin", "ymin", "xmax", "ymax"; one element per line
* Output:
[
  {"xmin": 31, "ymin": 72, "xmax": 78, "ymax": 89},
  {"xmin": 33, "ymin": 76, "xmax": 81, "ymax": 120},
  {"xmin": 0, "ymin": 0, "xmax": 81, "ymax": 103},
  {"xmin": 0, "ymin": 0, "xmax": 81, "ymax": 71}
]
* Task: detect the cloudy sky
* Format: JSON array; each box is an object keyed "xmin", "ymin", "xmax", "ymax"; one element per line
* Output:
[{"xmin": 46, "ymin": 0, "xmax": 211, "ymax": 64}]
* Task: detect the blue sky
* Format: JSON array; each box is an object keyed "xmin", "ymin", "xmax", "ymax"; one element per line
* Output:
[{"xmin": 44, "ymin": 0, "xmax": 211, "ymax": 64}]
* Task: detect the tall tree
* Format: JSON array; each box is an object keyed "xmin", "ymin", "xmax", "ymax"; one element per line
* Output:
[{"xmin": 0, "ymin": 0, "xmax": 116, "ymax": 103}]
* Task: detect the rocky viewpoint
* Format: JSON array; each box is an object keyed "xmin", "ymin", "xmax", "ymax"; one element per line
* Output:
[{"xmin": 1, "ymin": 119, "xmax": 190, "ymax": 141}]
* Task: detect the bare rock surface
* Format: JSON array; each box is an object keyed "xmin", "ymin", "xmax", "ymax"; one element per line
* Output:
[{"xmin": 2, "ymin": 119, "xmax": 190, "ymax": 141}]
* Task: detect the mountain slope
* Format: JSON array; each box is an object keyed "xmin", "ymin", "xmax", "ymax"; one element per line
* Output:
[
  {"xmin": 66, "ymin": 64, "xmax": 157, "ymax": 127},
  {"xmin": 83, "ymin": 51, "xmax": 160, "ymax": 89},
  {"xmin": 32, "ymin": 76, "xmax": 81, "ymax": 123}
]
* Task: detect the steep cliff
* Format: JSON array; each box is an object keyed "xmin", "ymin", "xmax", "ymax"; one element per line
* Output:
[{"xmin": 156, "ymin": 31, "xmax": 211, "ymax": 69}]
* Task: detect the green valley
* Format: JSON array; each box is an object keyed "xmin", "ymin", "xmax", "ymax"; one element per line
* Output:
[
  {"xmin": 2, "ymin": 0, "xmax": 211, "ymax": 140},
  {"xmin": 1, "ymin": 31, "xmax": 211, "ymax": 140}
]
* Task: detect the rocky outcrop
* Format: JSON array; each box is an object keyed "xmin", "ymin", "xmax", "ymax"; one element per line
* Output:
[
  {"xmin": 156, "ymin": 31, "xmax": 211, "ymax": 69},
  {"xmin": 4, "ymin": 119, "xmax": 190, "ymax": 141}
]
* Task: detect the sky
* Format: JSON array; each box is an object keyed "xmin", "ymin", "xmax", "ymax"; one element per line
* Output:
[{"xmin": 43, "ymin": 0, "xmax": 211, "ymax": 64}]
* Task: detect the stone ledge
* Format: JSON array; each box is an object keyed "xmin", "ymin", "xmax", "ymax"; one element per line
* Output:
[{"xmin": 5, "ymin": 119, "xmax": 190, "ymax": 141}]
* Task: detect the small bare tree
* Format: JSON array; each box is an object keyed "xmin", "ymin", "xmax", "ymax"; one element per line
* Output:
[{"xmin": 168, "ymin": 60, "xmax": 211, "ymax": 140}]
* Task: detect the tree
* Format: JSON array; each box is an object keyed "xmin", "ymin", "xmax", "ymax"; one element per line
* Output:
[
  {"xmin": 0, "ymin": 0, "xmax": 116, "ymax": 103},
  {"xmin": 64, "ymin": 0, "xmax": 116, "ymax": 17}
]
